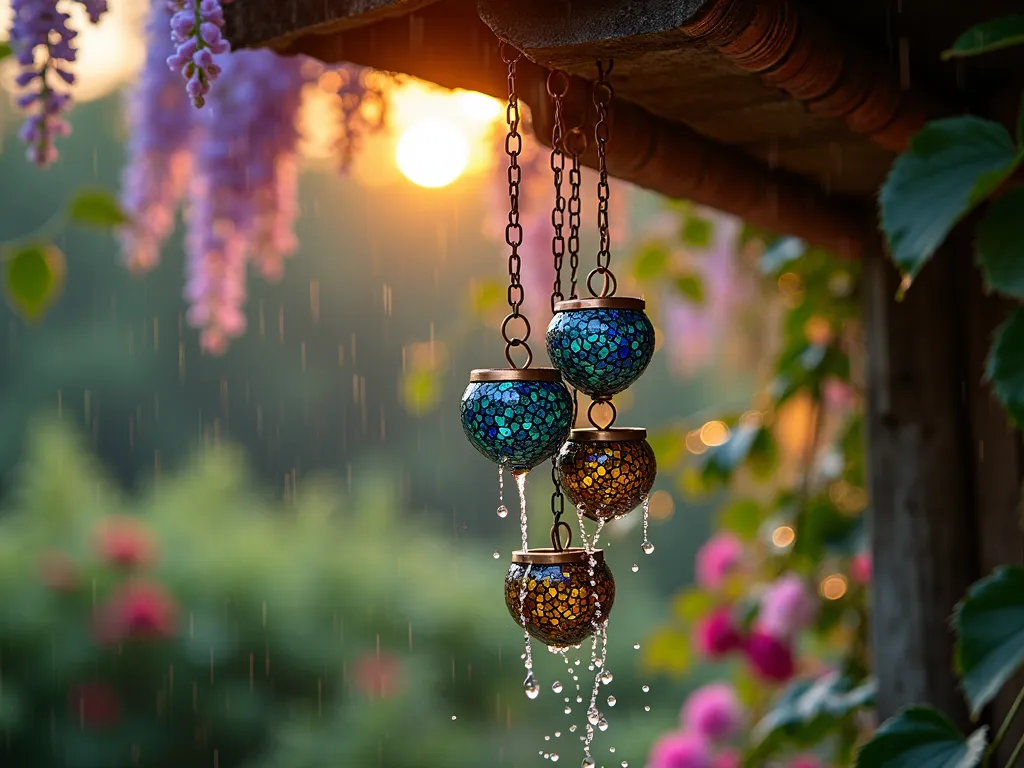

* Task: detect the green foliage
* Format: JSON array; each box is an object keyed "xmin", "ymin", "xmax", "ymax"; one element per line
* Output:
[
  {"xmin": 715, "ymin": 498, "xmax": 762, "ymax": 541},
  {"xmin": 67, "ymin": 188, "xmax": 130, "ymax": 228},
  {"xmin": 976, "ymin": 188, "xmax": 1024, "ymax": 300},
  {"xmin": 681, "ymin": 215, "xmax": 713, "ymax": 248},
  {"xmin": 0, "ymin": 420, "xmax": 530, "ymax": 767},
  {"xmin": 3, "ymin": 242, "xmax": 65, "ymax": 322},
  {"xmin": 0, "ymin": 42, "xmax": 11, "ymax": 61},
  {"xmin": 854, "ymin": 707, "xmax": 987, "ymax": 768},
  {"xmin": 954, "ymin": 566, "xmax": 1024, "ymax": 716},
  {"xmin": 674, "ymin": 273, "xmax": 705, "ymax": 304},
  {"xmin": 943, "ymin": 16, "xmax": 1024, "ymax": 59},
  {"xmin": 986, "ymin": 308, "xmax": 1024, "ymax": 429},
  {"xmin": 750, "ymin": 674, "xmax": 877, "ymax": 765},
  {"xmin": 879, "ymin": 116, "xmax": 1020, "ymax": 282},
  {"xmin": 633, "ymin": 243, "xmax": 669, "ymax": 279}
]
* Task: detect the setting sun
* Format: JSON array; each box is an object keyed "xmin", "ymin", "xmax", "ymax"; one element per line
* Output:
[{"xmin": 395, "ymin": 118, "xmax": 470, "ymax": 188}]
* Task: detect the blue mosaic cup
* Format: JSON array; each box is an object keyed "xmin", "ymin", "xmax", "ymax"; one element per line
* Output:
[
  {"xmin": 460, "ymin": 368, "xmax": 574, "ymax": 473},
  {"xmin": 546, "ymin": 298, "xmax": 655, "ymax": 399}
]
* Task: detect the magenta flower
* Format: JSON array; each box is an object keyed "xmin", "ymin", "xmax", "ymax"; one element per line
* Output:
[
  {"xmin": 120, "ymin": 0, "xmax": 194, "ymax": 273},
  {"xmin": 743, "ymin": 631, "xmax": 795, "ymax": 683},
  {"xmin": 648, "ymin": 732, "xmax": 713, "ymax": 768},
  {"xmin": 694, "ymin": 608, "xmax": 742, "ymax": 659},
  {"xmin": 711, "ymin": 751, "xmax": 741, "ymax": 768},
  {"xmin": 166, "ymin": 0, "xmax": 231, "ymax": 108},
  {"xmin": 681, "ymin": 683, "xmax": 744, "ymax": 742},
  {"xmin": 789, "ymin": 756, "xmax": 823, "ymax": 768},
  {"xmin": 694, "ymin": 533, "xmax": 744, "ymax": 589},
  {"xmin": 756, "ymin": 573, "xmax": 817, "ymax": 641},
  {"xmin": 851, "ymin": 551, "xmax": 872, "ymax": 584},
  {"xmin": 8, "ymin": 0, "xmax": 85, "ymax": 167}
]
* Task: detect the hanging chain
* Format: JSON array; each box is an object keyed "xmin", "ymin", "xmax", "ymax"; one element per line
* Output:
[
  {"xmin": 548, "ymin": 70, "xmax": 568, "ymax": 313},
  {"xmin": 500, "ymin": 44, "xmax": 532, "ymax": 369},
  {"xmin": 588, "ymin": 58, "xmax": 617, "ymax": 299},
  {"xmin": 565, "ymin": 124, "xmax": 585, "ymax": 299}
]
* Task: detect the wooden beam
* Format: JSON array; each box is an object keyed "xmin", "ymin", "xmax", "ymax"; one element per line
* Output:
[{"xmin": 242, "ymin": 2, "xmax": 867, "ymax": 257}]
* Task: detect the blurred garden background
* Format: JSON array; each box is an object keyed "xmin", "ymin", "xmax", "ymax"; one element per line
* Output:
[{"xmin": 0, "ymin": 2, "xmax": 871, "ymax": 766}]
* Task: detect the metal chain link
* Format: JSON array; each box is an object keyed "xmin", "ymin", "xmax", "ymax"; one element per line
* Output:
[
  {"xmin": 589, "ymin": 59, "xmax": 617, "ymax": 298},
  {"xmin": 548, "ymin": 70, "xmax": 568, "ymax": 313},
  {"xmin": 500, "ymin": 43, "xmax": 532, "ymax": 368},
  {"xmin": 566, "ymin": 128, "xmax": 584, "ymax": 299}
]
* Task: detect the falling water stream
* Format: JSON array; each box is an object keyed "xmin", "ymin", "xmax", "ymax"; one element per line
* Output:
[{"xmin": 497, "ymin": 464, "xmax": 508, "ymax": 518}]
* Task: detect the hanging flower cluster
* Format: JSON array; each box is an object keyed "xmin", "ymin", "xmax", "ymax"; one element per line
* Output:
[
  {"xmin": 6, "ymin": 0, "xmax": 108, "ymax": 167},
  {"xmin": 114, "ymin": 0, "xmax": 387, "ymax": 353}
]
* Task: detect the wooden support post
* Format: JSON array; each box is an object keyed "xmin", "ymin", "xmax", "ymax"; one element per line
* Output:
[{"xmin": 864, "ymin": 227, "xmax": 1023, "ymax": 734}]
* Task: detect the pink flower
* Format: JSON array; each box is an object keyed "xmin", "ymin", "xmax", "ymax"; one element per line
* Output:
[
  {"xmin": 743, "ymin": 631, "xmax": 795, "ymax": 683},
  {"xmin": 694, "ymin": 608, "xmax": 742, "ymax": 659},
  {"xmin": 95, "ymin": 517, "xmax": 155, "ymax": 569},
  {"xmin": 352, "ymin": 652, "xmax": 403, "ymax": 698},
  {"xmin": 648, "ymin": 732, "xmax": 713, "ymax": 768},
  {"xmin": 695, "ymin": 533, "xmax": 744, "ymax": 589},
  {"xmin": 95, "ymin": 582, "xmax": 177, "ymax": 643},
  {"xmin": 68, "ymin": 681, "xmax": 120, "ymax": 729},
  {"xmin": 851, "ymin": 552, "xmax": 872, "ymax": 584},
  {"xmin": 756, "ymin": 574, "xmax": 817, "ymax": 640},
  {"xmin": 789, "ymin": 756, "xmax": 823, "ymax": 768},
  {"xmin": 712, "ymin": 751, "xmax": 741, "ymax": 768},
  {"xmin": 681, "ymin": 683, "xmax": 743, "ymax": 742}
]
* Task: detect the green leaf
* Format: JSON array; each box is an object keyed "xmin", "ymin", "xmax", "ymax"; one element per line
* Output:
[
  {"xmin": 943, "ymin": 15, "xmax": 1024, "ymax": 59},
  {"xmin": 977, "ymin": 187, "xmax": 1024, "ymax": 299},
  {"xmin": 717, "ymin": 498, "xmax": 762, "ymax": 541},
  {"xmin": 954, "ymin": 565, "xmax": 1024, "ymax": 716},
  {"xmin": 3, "ymin": 243, "xmax": 65, "ymax": 322},
  {"xmin": 760, "ymin": 237, "xmax": 806, "ymax": 274},
  {"xmin": 986, "ymin": 307, "xmax": 1024, "ymax": 428},
  {"xmin": 854, "ymin": 706, "xmax": 986, "ymax": 768},
  {"xmin": 633, "ymin": 243, "xmax": 669, "ymax": 279},
  {"xmin": 879, "ymin": 116, "xmax": 1020, "ymax": 282},
  {"xmin": 67, "ymin": 188, "xmax": 129, "ymax": 228},
  {"xmin": 0, "ymin": 42, "xmax": 11, "ymax": 62},
  {"xmin": 674, "ymin": 273, "xmax": 705, "ymax": 304},
  {"xmin": 681, "ymin": 216, "xmax": 713, "ymax": 248},
  {"xmin": 752, "ymin": 674, "xmax": 877, "ymax": 762},
  {"xmin": 672, "ymin": 588, "xmax": 715, "ymax": 622}
]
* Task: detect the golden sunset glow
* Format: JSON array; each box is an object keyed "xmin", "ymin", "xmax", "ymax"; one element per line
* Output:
[{"xmin": 396, "ymin": 118, "xmax": 470, "ymax": 188}]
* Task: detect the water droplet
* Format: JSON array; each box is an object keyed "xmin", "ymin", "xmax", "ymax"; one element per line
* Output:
[
  {"xmin": 587, "ymin": 707, "xmax": 601, "ymax": 725},
  {"xmin": 644, "ymin": 705, "xmax": 651, "ymax": 712},
  {"xmin": 524, "ymin": 672, "xmax": 540, "ymax": 699},
  {"xmin": 642, "ymin": 684, "xmax": 650, "ymax": 693},
  {"xmin": 551, "ymin": 754, "xmax": 559, "ymax": 762},
  {"xmin": 493, "ymin": 550, "xmax": 501, "ymax": 559},
  {"xmin": 564, "ymin": 704, "xmax": 571, "ymax": 714},
  {"xmin": 570, "ymin": 725, "xmax": 577, "ymax": 733},
  {"xmin": 576, "ymin": 695, "xmax": 583, "ymax": 703},
  {"xmin": 631, "ymin": 563, "xmax": 639, "ymax": 572},
  {"xmin": 622, "ymin": 762, "xmax": 629, "ymax": 767},
  {"xmin": 555, "ymin": 731, "xmax": 561, "ymax": 738},
  {"xmin": 451, "ymin": 715, "xmax": 457, "ymax": 720},
  {"xmin": 600, "ymin": 669, "xmax": 614, "ymax": 685},
  {"xmin": 633, "ymin": 642, "xmax": 640, "ymax": 650},
  {"xmin": 545, "ymin": 736, "xmax": 551, "ymax": 741},
  {"xmin": 609, "ymin": 746, "xmax": 616, "ymax": 753},
  {"xmin": 552, "ymin": 680, "xmax": 563, "ymax": 694},
  {"xmin": 497, "ymin": 505, "xmax": 509, "ymax": 518},
  {"xmin": 598, "ymin": 717, "xmax": 609, "ymax": 731},
  {"xmin": 606, "ymin": 696, "xmax": 616, "ymax": 707},
  {"xmin": 582, "ymin": 759, "xmax": 595, "ymax": 768},
  {"xmin": 642, "ymin": 541, "xmax": 655, "ymax": 555},
  {"xmin": 544, "ymin": 753, "xmax": 551, "ymax": 760}
]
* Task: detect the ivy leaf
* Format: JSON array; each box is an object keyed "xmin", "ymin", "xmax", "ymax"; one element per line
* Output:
[
  {"xmin": 986, "ymin": 307, "xmax": 1024, "ymax": 428},
  {"xmin": 3, "ymin": 243, "xmax": 66, "ymax": 323},
  {"xmin": 943, "ymin": 15, "xmax": 1024, "ymax": 59},
  {"xmin": 760, "ymin": 237, "xmax": 806, "ymax": 275},
  {"xmin": 674, "ymin": 273, "xmax": 705, "ymax": 304},
  {"xmin": 681, "ymin": 215, "xmax": 713, "ymax": 248},
  {"xmin": 854, "ymin": 706, "xmax": 986, "ymax": 768},
  {"xmin": 751, "ymin": 674, "xmax": 877, "ymax": 763},
  {"xmin": 977, "ymin": 187, "xmax": 1024, "ymax": 299},
  {"xmin": 0, "ymin": 42, "xmax": 11, "ymax": 62},
  {"xmin": 879, "ymin": 116, "xmax": 1020, "ymax": 282},
  {"xmin": 954, "ymin": 566, "xmax": 1024, "ymax": 716},
  {"xmin": 67, "ymin": 188, "xmax": 130, "ymax": 228},
  {"xmin": 633, "ymin": 244, "xmax": 669, "ymax": 279}
]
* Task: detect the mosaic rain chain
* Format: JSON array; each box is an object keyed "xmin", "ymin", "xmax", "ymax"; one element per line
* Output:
[{"xmin": 460, "ymin": 51, "xmax": 659, "ymax": 767}]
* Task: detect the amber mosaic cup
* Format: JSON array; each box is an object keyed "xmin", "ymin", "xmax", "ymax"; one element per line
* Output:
[
  {"xmin": 504, "ymin": 548, "xmax": 616, "ymax": 648},
  {"xmin": 556, "ymin": 428, "xmax": 657, "ymax": 521}
]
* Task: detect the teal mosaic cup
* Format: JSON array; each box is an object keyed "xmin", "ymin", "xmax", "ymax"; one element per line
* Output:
[
  {"xmin": 460, "ymin": 368, "xmax": 574, "ymax": 473},
  {"xmin": 546, "ymin": 297, "xmax": 655, "ymax": 399}
]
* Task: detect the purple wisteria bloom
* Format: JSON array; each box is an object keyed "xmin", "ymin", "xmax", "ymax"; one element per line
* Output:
[
  {"xmin": 335, "ymin": 64, "xmax": 387, "ymax": 171},
  {"xmin": 185, "ymin": 48, "xmax": 308, "ymax": 353},
  {"xmin": 120, "ymin": 0, "xmax": 195, "ymax": 273},
  {"xmin": 76, "ymin": 0, "xmax": 107, "ymax": 23},
  {"xmin": 166, "ymin": 0, "xmax": 231, "ymax": 108},
  {"xmin": 8, "ymin": 0, "xmax": 81, "ymax": 167}
]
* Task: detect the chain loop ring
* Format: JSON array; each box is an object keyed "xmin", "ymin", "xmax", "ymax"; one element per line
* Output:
[
  {"xmin": 587, "ymin": 398, "xmax": 617, "ymax": 430},
  {"xmin": 550, "ymin": 521, "xmax": 573, "ymax": 552},
  {"xmin": 500, "ymin": 312, "xmax": 532, "ymax": 347},
  {"xmin": 503, "ymin": 339, "xmax": 534, "ymax": 370},
  {"xmin": 586, "ymin": 267, "xmax": 618, "ymax": 299},
  {"xmin": 563, "ymin": 126, "xmax": 588, "ymax": 158},
  {"xmin": 500, "ymin": 42, "xmax": 523, "ymax": 64},
  {"xmin": 546, "ymin": 69, "xmax": 570, "ymax": 98}
]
